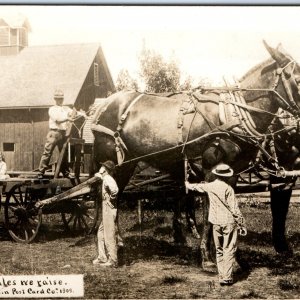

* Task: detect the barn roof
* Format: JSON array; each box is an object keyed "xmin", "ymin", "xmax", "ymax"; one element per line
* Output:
[
  {"xmin": 0, "ymin": 43, "xmax": 104, "ymax": 108},
  {"xmin": 0, "ymin": 13, "xmax": 31, "ymax": 31}
]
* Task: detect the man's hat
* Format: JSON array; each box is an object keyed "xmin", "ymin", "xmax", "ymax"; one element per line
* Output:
[
  {"xmin": 212, "ymin": 164, "xmax": 234, "ymax": 177},
  {"xmin": 101, "ymin": 160, "xmax": 116, "ymax": 172},
  {"xmin": 54, "ymin": 89, "xmax": 64, "ymax": 100}
]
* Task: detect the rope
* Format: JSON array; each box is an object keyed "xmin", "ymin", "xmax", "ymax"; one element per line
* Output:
[{"xmin": 116, "ymin": 132, "xmax": 230, "ymax": 167}]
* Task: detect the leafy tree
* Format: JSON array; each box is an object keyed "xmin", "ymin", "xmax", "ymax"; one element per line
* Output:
[
  {"xmin": 180, "ymin": 75, "xmax": 212, "ymax": 91},
  {"xmin": 138, "ymin": 47, "xmax": 180, "ymax": 93},
  {"xmin": 180, "ymin": 75, "xmax": 194, "ymax": 91},
  {"xmin": 115, "ymin": 69, "xmax": 139, "ymax": 91}
]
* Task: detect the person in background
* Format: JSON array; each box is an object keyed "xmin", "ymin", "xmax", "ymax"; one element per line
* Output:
[
  {"xmin": 0, "ymin": 152, "xmax": 9, "ymax": 180},
  {"xmin": 38, "ymin": 90, "xmax": 75, "ymax": 179},
  {"xmin": 93, "ymin": 160, "xmax": 119, "ymax": 268},
  {"xmin": 185, "ymin": 163, "xmax": 246, "ymax": 286}
]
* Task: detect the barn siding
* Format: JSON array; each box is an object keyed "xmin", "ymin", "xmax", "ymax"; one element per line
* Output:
[
  {"xmin": 0, "ymin": 46, "xmax": 23, "ymax": 56},
  {"xmin": 0, "ymin": 108, "xmax": 49, "ymax": 171},
  {"xmin": 0, "ymin": 107, "xmax": 93, "ymax": 173},
  {"xmin": 0, "ymin": 46, "xmax": 115, "ymax": 173}
]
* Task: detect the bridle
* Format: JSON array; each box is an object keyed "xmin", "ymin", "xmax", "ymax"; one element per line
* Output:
[{"xmin": 271, "ymin": 60, "xmax": 300, "ymax": 117}]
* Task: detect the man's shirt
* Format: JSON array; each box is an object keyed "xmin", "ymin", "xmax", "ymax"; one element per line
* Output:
[
  {"xmin": 48, "ymin": 105, "xmax": 72, "ymax": 130},
  {"xmin": 186, "ymin": 179, "xmax": 242, "ymax": 225},
  {"xmin": 101, "ymin": 174, "xmax": 119, "ymax": 204},
  {"xmin": 0, "ymin": 161, "xmax": 7, "ymax": 175}
]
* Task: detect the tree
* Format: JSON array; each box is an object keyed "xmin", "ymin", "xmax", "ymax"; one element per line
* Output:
[
  {"xmin": 115, "ymin": 69, "xmax": 139, "ymax": 91},
  {"xmin": 138, "ymin": 47, "xmax": 181, "ymax": 93},
  {"xmin": 180, "ymin": 75, "xmax": 194, "ymax": 91}
]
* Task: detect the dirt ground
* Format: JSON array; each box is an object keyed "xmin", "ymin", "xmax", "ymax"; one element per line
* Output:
[{"xmin": 0, "ymin": 203, "xmax": 300, "ymax": 299}]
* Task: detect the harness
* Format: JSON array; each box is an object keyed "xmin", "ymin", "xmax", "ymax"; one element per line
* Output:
[
  {"xmin": 91, "ymin": 92, "xmax": 145, "ymax": 165},
  {"xmin": 91, "ymin": 60, "xmax": 300, "ymax": 180}
]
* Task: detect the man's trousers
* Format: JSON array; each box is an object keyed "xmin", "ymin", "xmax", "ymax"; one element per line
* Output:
[{"xmin": 212, "ymin": 224, "xmax": 237, "ymax": 282}]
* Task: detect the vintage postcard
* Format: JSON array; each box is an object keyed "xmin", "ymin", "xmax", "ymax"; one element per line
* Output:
[{"xmin": 0, "ymin": 5, "xmax": 299, "ymax": 299}]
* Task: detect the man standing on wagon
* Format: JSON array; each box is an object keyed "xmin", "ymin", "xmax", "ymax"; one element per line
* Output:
[{"xmin": 37, "ymin": 89, "xmax": 75, "ymax": 179}]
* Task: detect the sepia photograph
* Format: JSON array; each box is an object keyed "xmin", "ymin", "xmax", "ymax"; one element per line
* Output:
[{"xmin": 0, "ymin": 4, "xmax": 300, "ymax": 299}]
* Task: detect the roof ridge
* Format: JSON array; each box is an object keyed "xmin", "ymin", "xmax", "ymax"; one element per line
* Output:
[{"xmin": 27, "ymin": 42, "xmax": 101, "ymax": 48}]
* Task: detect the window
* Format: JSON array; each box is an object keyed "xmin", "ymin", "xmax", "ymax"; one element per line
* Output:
[
  {"xmin": 94, "ymin": 63, "xmax": 99, "ymax": 86},
  {"xmin": 3, "ymin": 143, "xmax": 15, "ymax": 152}
]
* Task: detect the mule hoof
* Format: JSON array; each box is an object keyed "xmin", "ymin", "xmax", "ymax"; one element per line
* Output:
[
  {"xmin": 276, "ymin": 248, "xmax": 293, "ymax": 257},
  {"xmin": 233, "ymin": 261, "xmax": 242, "ymax": 274},
  {"xmin": 274, "ymin": 243, "xmax": 293, "ymax": 256},
  {"xmin": 202, "ymin": 261, "xmax": 217, "ymax": 273}
]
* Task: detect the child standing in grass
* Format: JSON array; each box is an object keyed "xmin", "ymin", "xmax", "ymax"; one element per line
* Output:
[{"xmin": 185, "ymin": 163, "xmax": 246, "ymax": 286}]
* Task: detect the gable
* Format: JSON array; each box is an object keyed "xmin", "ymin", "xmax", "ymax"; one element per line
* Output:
[
  {"xmin": 0, "ymin": 19, "xmax": 9, "ymax": 27},
  {"xmin": 0, "ymin": 43, "xmax": 110, "ymax": 108}
]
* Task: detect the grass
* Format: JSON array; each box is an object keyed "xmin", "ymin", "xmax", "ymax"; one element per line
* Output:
[
  {"xmin": 161, "ymin": 275, "xmax": 187, "ymax": 285},
  {"xmin": 0, "ymin": 203, "xmax": 299, "ymax": 298}
]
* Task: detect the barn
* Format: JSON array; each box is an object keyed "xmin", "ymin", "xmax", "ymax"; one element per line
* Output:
[{"xmin": 0, "ymin": 14, "xmax": 115, "ymax": 173}]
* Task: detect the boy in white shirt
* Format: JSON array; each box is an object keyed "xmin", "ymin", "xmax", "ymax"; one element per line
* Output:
[{"xmin": 185, "ymin": 163, "xmax": 246, "ymax": 286}]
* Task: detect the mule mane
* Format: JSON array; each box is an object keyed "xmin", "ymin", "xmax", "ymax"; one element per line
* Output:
[{"xmin": 239, "ymin": 58, "xmax": 274, "ymax": 82}]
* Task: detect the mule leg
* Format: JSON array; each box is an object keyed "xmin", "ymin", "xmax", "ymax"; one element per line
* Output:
[
  {"xmin": 200, "ymin": 194, "xmax": 217, "ymax": 272},
  {"xmin": 270, "ymin": 188, "xmax": 292, "ymax": 254},
  {"xmin": 173, "ymin": 196, "xmax": 186, "ymax": 245},
  {"xmin": 185, "ymin": 194, "xmax": 200, "ymax": 239}
]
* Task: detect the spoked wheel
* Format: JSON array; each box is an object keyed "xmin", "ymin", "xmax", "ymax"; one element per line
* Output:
[
  {"xmin": 4, "ymin": 184, "xmax": 42, "ymax": 243},
  {"xmin": 61, "ymin": 193, "xmax": 99, "ymax": 235},
  {"xmin": 238, "ymin": 170, "xmax": 268, "ymax": 185}
]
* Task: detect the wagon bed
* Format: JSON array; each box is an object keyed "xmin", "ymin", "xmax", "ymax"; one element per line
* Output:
[{"xmin": 0, "ymin": 172, "xmax": 100, "ymax": 243}]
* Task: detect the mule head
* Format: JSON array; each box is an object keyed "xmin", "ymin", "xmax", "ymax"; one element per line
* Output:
[{"xmin": 263, "ymin": 40, "xmax": 300, "ymax": 117}]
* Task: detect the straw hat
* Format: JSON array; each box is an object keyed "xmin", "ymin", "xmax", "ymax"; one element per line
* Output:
[
  {"xmin": 212, "ymin": 164, "xmax": 234, "ymax": 177},
  {"xmin": 54, "ymin": 89, "xmax": 64, "ymax": 100}
]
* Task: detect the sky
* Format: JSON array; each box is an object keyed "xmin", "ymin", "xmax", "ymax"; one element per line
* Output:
[{"xmin": 2, "ymin": 5, "xmax": 300, "ymax": 85}]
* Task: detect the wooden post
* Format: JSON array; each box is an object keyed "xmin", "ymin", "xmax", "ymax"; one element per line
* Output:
[{"xmin": 137, "ymin": 199, "xmax": 143, "ymax": 241}]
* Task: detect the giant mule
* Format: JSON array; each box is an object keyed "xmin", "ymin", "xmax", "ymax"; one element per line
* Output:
[{"xmin": 91, "ymin": 41, "xmax": 300, "ymax": 270}]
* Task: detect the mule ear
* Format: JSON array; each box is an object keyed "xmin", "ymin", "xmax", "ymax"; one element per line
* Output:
[
  {"xmin": 276, "ymin": 43, "xmax": 291, "ymax": 58},
  {"xmin": 263, "ymin": 40, "xmax": 277, "ymax": 58},
  {"xmin": 263, "ymin": 40, "xmax": 290, "ymax": 66},
  {"xmin": 263, "ymin": 40, "xmax": 281, "ymax": 61}
]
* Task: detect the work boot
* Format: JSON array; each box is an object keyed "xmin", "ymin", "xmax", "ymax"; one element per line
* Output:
[
  {"xmin": 98, "ymin": 260, "xmax": 118, "ymax": 268},
  {"xmin": 92, "ymin": 257, "xmax": 107, "ymax": 265}
]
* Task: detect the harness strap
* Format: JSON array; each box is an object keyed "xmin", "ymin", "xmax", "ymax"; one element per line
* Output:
[
  {"xmin": 117, "ymin": 93, "xmax": 144, "ymax": 131},
  {"xmin": 281, "ymin": 71, "xmax": 300, "ymax": 112},
  {"xmin": 177, "ymin": 97, "xmax": 195, "ymax": 145},
  {"xmin": 192, "ymin": 92, "xmax": 279, "ymax": 117},
  {"xmin": 177, "ymin": 106, "xmax": 184, "ymax": 144},
  {"xmin": 90, "ymin": 124, "xmax": 128, "ymax": 165},
  {"xmin": 231, "ymin": 89, "xmax": 264, "ymax": 137},
  {"xmin": 90, "ymin": 123, "xmax": 115, "ymax": 137}
]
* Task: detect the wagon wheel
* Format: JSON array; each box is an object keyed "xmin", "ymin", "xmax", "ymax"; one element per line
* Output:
[
  {"xmin": 61, "ymin": 192, "xmax": 99, "ymax": 235},
  {"xmin": 4, "ymin": 184, "xmax": 42, "ymax": 243},
  {"xmin": 238, "ymin": 169, "xmax": 269, "ymax": 185}
]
